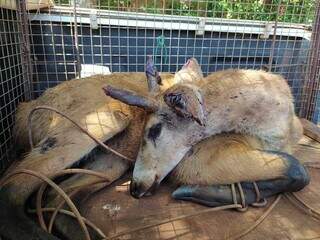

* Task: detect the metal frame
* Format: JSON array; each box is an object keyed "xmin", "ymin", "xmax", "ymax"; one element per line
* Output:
[
  {"xmin": 26, "ymin": 1, "xmax": 317, "ymax": 116},
  {"xmin": 0, "ymin": 0, "xmax": 32, "ymax": 173},
  {"xmin": 301, "ymin": 1, "xmax": 320, "ymax": 122}
]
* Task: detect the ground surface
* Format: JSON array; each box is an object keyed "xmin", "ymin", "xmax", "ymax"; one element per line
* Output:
[{"xmin": 80, "ymin": 136, "xmax": 320, "ymax": 240}]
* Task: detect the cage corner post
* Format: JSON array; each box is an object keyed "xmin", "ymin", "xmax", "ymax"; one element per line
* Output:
[
  {"xmin": 300, "ymin": 1, "xmax": 320, "ymax": 124},
  {"xmin": 73, "ymin": 0, "xmax": 81, "ymax": 79},
  {"xmin": 17, "ymin": 0, "xmax": 33, "ymax": 101}
]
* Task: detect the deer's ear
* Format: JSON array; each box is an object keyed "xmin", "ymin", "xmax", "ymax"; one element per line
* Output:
[
  {"xmin": 174, "ymin": 58, "xmax": 204, "ymax": 84},
  {"xmin": 163, "ymin": 84, "xmax": 206, "ymax": 126}
]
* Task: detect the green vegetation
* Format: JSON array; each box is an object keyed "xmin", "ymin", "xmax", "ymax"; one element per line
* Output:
[{"xmin": 55, "ymin": 0, "xmax": 316, "ymax": 24}]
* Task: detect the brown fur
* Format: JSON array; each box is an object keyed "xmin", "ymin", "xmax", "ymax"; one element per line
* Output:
[
  {"xmin": 14, "ymin": 73, "xmax": 168, "ymax": 152},
  {"xmin": 8, "ymin": 69, "xmax": 303, "ymax": 201},
  {"xmin": 171, "ymin": 134, "xmax": 292, "ymax": 185},
  {"xmin": 1, "ymin": 67, "xmax": 303, "ymax": 240},
  {"xmin": 2, "ymin": 73, "xmax": 162, "ymax": 240},
  {"xmin": 201, "ymin": 69, "xmax": 302, "ymax": 149},
  {"xmin": 6, "ymin": 73, "xmax": 174, "ymax": 206},
  {"xmin": 47, "ymin": 106, "xmax": 146, "ymax": 204},
  {"xmin": 170, "ymin": 69, "xmax": 303, "ymax": 185},
  {"xmin": 127, "ymin": 69, "xmax": 303, "ymax": 194},
  {"xmin": 173, "ymin": 58, "xmax": 204, "ymax": 84}
]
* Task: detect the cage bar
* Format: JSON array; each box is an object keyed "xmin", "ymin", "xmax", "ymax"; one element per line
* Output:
[{"xmin": 0, "ymin": 0, "xmax": 32, "ymax": 173}]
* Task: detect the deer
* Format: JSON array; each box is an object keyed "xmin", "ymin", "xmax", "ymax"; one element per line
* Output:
[
  {"xmin": 0, "ymin": 58, "xmax": 202, "ymax": 240},
  {"xmin": 0, "ymin": 57, "xmax": 309, "ymax": 240},
  {"xmin": 103, "ymin": 62, "xmax": 309, "ymax": 207}
]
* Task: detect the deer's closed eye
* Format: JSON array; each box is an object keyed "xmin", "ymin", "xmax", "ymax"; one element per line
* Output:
[{"xmin": 148, "ymin": 123, "xmax": 162, "ymax": 142}]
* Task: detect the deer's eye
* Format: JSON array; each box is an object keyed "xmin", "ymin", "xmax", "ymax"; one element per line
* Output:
[{"xmin": 148, "ymin": 123, "xmax": 162, "ymax": 142}]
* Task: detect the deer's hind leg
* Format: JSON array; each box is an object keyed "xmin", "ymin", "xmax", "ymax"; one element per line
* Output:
[{"xmin": 171, "ymin": 134, "xmax": 310, "ymax": 208}]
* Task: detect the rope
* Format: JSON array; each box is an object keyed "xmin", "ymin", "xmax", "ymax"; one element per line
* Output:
[
  {"xmin": 286, "ymin": 163, "xmax": 320, "ymax": 220},
  {"xmin": 253, "ymin": 182, "xmax": 261, "ymax": 202},
  {"xmin": 154, "ymin": 35, "xmax": 168, "ymax": 66},
  {"xmin": 36, "ymin": 183, "xmax": 49, "ymax": 231},
  {"xmin": 106, "ymin": 203, "xmax": 242, "ymax": 240},
  {"xmin": 251, "ymin": 182, "xmax": 268, "ymax": 207},
  {"xmin": 24, "ymin": 105, "xmax": 134, "ymax": 238},
  {"xmin": 0, "ymin": 169, "xmax": 91, "ymax": 240},
  {"xmin": 9, "ymin": 166, "xmax": 320, "ymax": 240},
  {"xmin": 236, "ymin": 183, "xmax": 248, "ymax": 212},
  {"xmin": 27, "ymin": 106, "xmax": 134, "ymax": 162},
  {"xmin": 34, "ymin": 168, "xmax": 110, "ymax": 234},
  {"xmin": 231, "ymin": 183, "xmax": 248, "ymax": 212},
  {"xmin": 285, "ymin": 192, "xmax": 320, "ymax": 221},
  {"xmin": 228, "ymin": 194, "xmax": 282, "ymax": 240},
  {"xmin": 105, "ymin": 182, "xmax": 278, "ymax": 240},
  {"xmin": 20, "ymin": 105, "xmax": 320, "ymax": 240},
  {"xmin": 231, "ymin": 184, "xmax": 238, "ymax": 205},
  {"xmin": 48, "ymin": 189, "xmax": 85, "ymax": 233},
  {"xmin": 28, "ymin": 208, "xmax": 106, "ymax": 239},
  {"xmin": 47, "ymin": 180, "xmax": 108, "ymax": 233}
]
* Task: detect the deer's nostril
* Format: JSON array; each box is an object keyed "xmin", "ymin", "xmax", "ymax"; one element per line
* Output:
[
  {"xmin": 130, "ymin": 177, "xmax": 160, "ymax": 199},
  {"xmin": 130, "ymin": 180, "xmax": 143, "ymax": 199}
]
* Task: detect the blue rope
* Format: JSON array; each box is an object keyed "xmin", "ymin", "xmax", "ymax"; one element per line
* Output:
[{"xmin": 153, "ymin": 35, "xmax": 168, "ymax": 66}]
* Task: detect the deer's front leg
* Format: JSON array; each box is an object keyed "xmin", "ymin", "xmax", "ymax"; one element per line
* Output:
[{"xmin": 172, "ymin": 152, "xmax": 309, "ymax": 208}]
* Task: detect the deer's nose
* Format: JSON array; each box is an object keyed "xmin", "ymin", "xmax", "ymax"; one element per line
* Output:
[
  {"xmin": 130, "ymin": 180, "xmax": 145, "ymax": 198},
  {"xmin": 130, "ymin": 177, "xmax": 159, "ymax": 199}
]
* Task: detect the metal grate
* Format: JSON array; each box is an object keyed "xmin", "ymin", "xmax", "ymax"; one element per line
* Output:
[
  {"xmin": 24, "ymin": 0, "xmax": 319, "ymax": 121},
  {"xmin": 301, "ymin": 2, "xmax": 320, "ymax": 123},
  {"xmin": 0, "ymin": 1, "xmax": 31, "ymax": 173}
]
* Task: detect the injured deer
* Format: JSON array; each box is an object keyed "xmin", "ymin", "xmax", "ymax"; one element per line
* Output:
[
  {"xmin": 0, "ymin": 57, "xmax": 308, "ymax": 240},
  {"xmin": 104, "ymin": 63, "xmax": 309, "ymax": 205},
  {"xmin": 0, "ymin": 57, "xmax": 201, "ymax": 240}
]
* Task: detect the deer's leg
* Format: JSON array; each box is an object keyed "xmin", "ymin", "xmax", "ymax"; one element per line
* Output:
[
  {"xmin": 46, "ymin": 149, "xmax": 129, "ymax": 202},
  {"xmin": 172, "ymin": 152, "xmax": 309, "ymax": 207}
]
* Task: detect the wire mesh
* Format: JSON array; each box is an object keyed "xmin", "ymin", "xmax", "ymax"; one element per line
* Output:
[
  {"xmin": 24, "ymin": 0, "xmax": 319, "ymax": 120},
  {"xmin": 301, "ymin": 1, "xmax": 320, "ymax": 123},
  {"xmin": 0, "ymin": 1, "xmax": 31, "ymax": 173}
]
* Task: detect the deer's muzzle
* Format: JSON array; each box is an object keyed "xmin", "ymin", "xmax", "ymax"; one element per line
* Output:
[{"xmin": 130, "ymin": 176, "xmax": 159, "ymax": 199}]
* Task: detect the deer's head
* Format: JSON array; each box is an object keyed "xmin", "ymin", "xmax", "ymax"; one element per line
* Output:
[{"xmin": 103, "ymin": 57, "xmax": 206, "ymax": 198}]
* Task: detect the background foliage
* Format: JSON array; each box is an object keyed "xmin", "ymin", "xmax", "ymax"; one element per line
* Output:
[{"xmin": 56, "ymin": 0, "xmax": 316, "ymax": 24}]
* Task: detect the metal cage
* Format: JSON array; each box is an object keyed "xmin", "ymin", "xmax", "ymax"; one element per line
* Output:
[
  {"xmin": 0, "ymin": 1, "xmax": 31, "ymax": 172},
  {"xmin": 0, "ymin": 0, "xmax": 320, "ymax": 172}
]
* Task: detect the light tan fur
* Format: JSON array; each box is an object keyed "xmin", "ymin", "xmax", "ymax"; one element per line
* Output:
[
  {"xmin": 171, "ymin": 134, "xmax": 292, "ymax": 185},
  {"xmin": 202, "ymin": 69, "xmax": 302, "ymax": 150},
  {"xmin": 131, "ymin": 69, "xmax": 303, "ymax": 194},
  {"xmin": 5, "ymin": 66, "xmax": 302, "ymax": 202},
  {"xmin": 15, "ymin": 73, "xmax": 171, "ymax": 151},
  {"xmin": 170, "ymin": 69, "xmax": 302, "ymax": 185},
  {"xmin": 173, "ymin": 58, "xmax": 204, "ymax": 84},
  {"xmin": 6, "ymin": 73, "xmax": 174, "ymax": 205},
  {"xmin": 158, "ymin": 58, "xmax": 203, "ymax": 91},
  {"xmin": 1, "ymin": 64, "xmax": 304, "ymax": 240}
]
